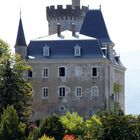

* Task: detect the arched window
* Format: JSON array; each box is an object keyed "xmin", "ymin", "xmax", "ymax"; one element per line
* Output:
[
  {"xmin": 91, "ymin": 86, "xmax": 98, "ymax": 97},
  {"xmin": 59, "ymin": 67, "xmax": 66, "ymax": 77}
]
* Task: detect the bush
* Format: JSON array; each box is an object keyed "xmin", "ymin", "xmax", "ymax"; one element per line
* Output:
[
  {"xmin": 61, "ymin": 112, "xmax": 84, "ymax": 138},
  {"xmin": 39, "ymin": 134, "xmax": 55, "ymax": 140}
]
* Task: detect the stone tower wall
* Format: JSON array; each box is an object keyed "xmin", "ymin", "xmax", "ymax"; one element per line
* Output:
[
  {"xmin": 15, "ymin": 46, "xmax": 27, "ymax": 59},
  {"xmin": 72, "ymin": 0, "xmax": 80, "ymax": 7},
  {"xmin": 46, "ymin": 5, "xmax": 88, "ymax": 35}
]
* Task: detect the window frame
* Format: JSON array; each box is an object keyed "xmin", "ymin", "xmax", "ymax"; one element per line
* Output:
[
  {"xmin": 75, "ymin": 66, "xmax": 82, "ymax": 78},
  {"xmin": 75, "ymin": 87, "xmax": 82, "ymax": 97},
  {"xmin": 58, "ymin": 66, "xmax": 66, "ymax": 78},
  {"xmin": 58, "ymin": 86, "xmax": 66, "ymax": 97},
  {"xmin": 74, "ymin": 44, "xmax": 81, "ymax": 56},
  {"xmin": 43, "ymin": 44, "xmax": 50, "ymax": 57},
  {"xmin": 91, "ymin": 86, "xmax": 98, "ymax": 97},
  {"xmin": 27, "ymin": 69, "xmax": 33, "ymax": 78},
  {"xmin": 42, "ymin": 87, "xmax": 48, "ymax": 99},
  {"xmin": 91, "ymin": 66, "xmax": 98, "ymax": 78},
  {"xmin": 42, "ymin": 67, "xmax": 49, "ymax": 78}
]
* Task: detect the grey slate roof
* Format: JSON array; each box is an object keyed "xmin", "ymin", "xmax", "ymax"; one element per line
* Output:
[
  {"xmin": 80, "ymin": 10, "xmax": 112, "ymax": 44},
  {"xmin": 27, "ymin": 31, "xmax": 104, "ymax": 59},
  {"xmin": 15, "ymin": 18, "xmax": 27, "ymax": 47}
]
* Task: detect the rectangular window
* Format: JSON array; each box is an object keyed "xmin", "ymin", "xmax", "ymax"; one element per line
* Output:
[
  {"xmin": 42, "ymin": 68, "xmax": 48, "ymax": 78},
  {"xmin": 92, "ymin": 67, "xmax": 98, "ymax": 77},
  {"xmin": 75, "ymin": 67, "xmax": 82, "ymax": 78},
  {"xmin": 91, "ymin": 86, "xmax": 98, "ymax": 97},
  {"xmin": 76, "ymin": 87, "xmax": 82, "ymax": 97},
  {"xmin": 59, "ymin": 67, "xmax": 66, "ymax": 77},
  {"xmin": 59, "ymin": 87, "xmax": 66, "ymax": 97},
  {"xmin": 42, "ymin": 87, "xmax": 48, "ymax": 99},
  {"xmin": 27, "ymin": 70, "xmax": 33, "ymax": 78}
]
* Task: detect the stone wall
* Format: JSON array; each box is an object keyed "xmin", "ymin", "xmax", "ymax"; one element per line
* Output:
[{"xmin": 27, "ymin": 59, "xmax": 109, "ymax": 120}]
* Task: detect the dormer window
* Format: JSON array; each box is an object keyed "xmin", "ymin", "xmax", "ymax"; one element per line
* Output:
[
  {"xmin": 74, "ymin": 44, "xmax": 81, "ymax": 56},
  {"xmin": 43, "ymin": 44, "xmax": 50, "ymax": 57}
]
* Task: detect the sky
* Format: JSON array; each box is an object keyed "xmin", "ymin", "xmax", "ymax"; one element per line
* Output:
[{"xmin": 0, "ymin": 0, "xmax": 140, "ymax": 114}]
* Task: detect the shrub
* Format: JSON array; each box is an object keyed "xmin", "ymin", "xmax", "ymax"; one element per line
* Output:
[{"xmin": 39, "ymin": 134, "xmax": 55, "ymax": 140}]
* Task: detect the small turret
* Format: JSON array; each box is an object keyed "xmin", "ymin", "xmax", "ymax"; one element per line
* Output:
[
  {"xmin": 46, "ymin": 0, "xmax": 88, "ymax": 35},
  {"xmin": 15, "ymin": 14, "xmax": 27, "ymax": 59}
]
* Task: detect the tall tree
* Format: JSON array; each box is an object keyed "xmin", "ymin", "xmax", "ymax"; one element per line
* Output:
[
  {"xmin": 0, "ymin": 39, "xmax": 32, "ymax": 123},
  {"xmin": 0, "ymin": 105, "xmax": 26, "ymax": 140}
]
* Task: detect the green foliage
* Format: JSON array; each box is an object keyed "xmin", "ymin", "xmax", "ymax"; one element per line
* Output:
[
  {"xmin": 28, "ymin": 115, "xmax": 65, "ymax": 140},
  {"xmin": 0, "ymin": 39, "xmax": 32, "ymax": 124},
  {"xmin": 83, "ymin": 111, "xmax": 140, "ymax": 140},
  {"xmin": 60, "ymin": 112, "xmax": 84, "ymax": 137},
  {"xmin": 39, "ymin": 134, "xmax": 55, "ymax": 140},
  {"xmin": 0, "ymin": 105, "xmax": 26, "ymax": 140},
  {"xmin": 85, "ymin": 111, "xmax": 140, "ymax": 140},
  {"xmin": 0, "ymin": 39, "xmax": 9, "ymax": 57},
  {"xmin": 38, "ymin": 115, "xmax": 65, "ymax": 140},
  {"xmin": 27, "ymin": 128, "xmax": 39, "ymax": 140},
  {"xmin": 113, "ymin": 102, "xmax": 122, "ymax": 114},
  {"xmin": 84, "ymin": 115, "xmax": 103, "ymax": 140},
  {"xmin": 113, "ymin": 82, "xmax": 122, "ymax": 94},
  {"xmin": 22, "ymin": 111, "xmax": 140, "ymax": 140}
]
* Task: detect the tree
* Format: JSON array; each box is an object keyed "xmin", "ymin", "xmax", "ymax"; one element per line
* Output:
[
  {"xmin": 113, "ymin": 82, "xmax": 122, "ymax": 113},
  {"xmin": 0, "ymin": 105, "xmax": 26, "ymax": 140},
  {"xmin": 87, "ymin": 111, "xmax": 140, "ymax": 140},
  {"xmin": 0, "ymin": 39, "xmax": 32, "ymax": 123},
  {"xmin": 28, "ymin": 115, "xmax": 65, "ymax": 140},
  {"xmin": 60, "ymin": 112, "xmax": 84, "ymax": 138},
  {"xmin": 38, "ymin": 115, "xmax": 65, "ymax": 140},
  {"xmin": 84, "ymin": 114, "xmax": 103, "ymax": 140},
  {"xmin": 39, "ymin": 135, "xmax": 55, "ymax": 140}
]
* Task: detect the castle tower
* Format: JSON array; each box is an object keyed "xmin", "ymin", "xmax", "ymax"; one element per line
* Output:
[
  {"xmin": 46, "ymin": 0, "xmax": 88, "ymax": 35},
  {"xmin": 72, "ymin": 0, "xmax": 80, "ymax": 8},
  {"xmin": 15, "ymin": 14, "xmax": 27, "ymax": 59}
]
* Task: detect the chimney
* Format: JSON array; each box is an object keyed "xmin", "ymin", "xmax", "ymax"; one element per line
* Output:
[
  {"xmin": 57, "ymin": 23, "xmax": 61, "ymax": 36},
  {"xmin": 71, "ymin": 23, "xmax": 76, "ymax": 36}
]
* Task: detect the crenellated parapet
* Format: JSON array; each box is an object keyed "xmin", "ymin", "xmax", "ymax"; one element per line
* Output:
[
  {"xmin": 46, "ymin": 5, "xmax": 88, "ymax": 35},
  {"xmin": 46, "ymin": 5, "xmax": 88, "ymax": 20}
]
